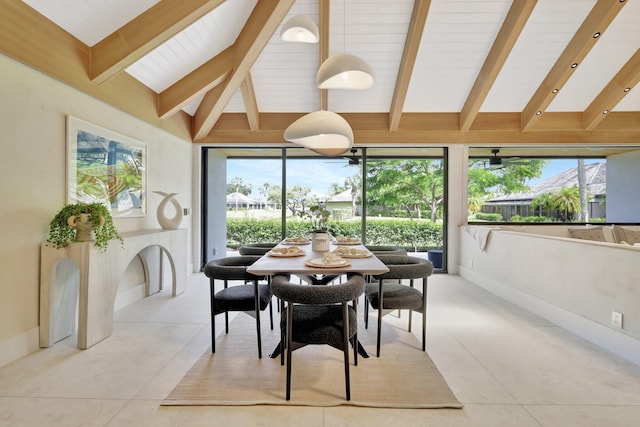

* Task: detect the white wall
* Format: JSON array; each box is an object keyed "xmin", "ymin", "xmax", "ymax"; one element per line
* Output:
[
  {"xmin": 458, "ymin": 227, "xmax": 640, "ymax": 366},
  {"xmin": 0, "ymin": 54, "xmax": 193, "ymax": 367},
  {"xmin": 607, "ymin": 151, "xmax": 640, "ymax": 222}
]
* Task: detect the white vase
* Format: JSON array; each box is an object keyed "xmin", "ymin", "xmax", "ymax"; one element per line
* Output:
[
  {"xmin": 311, "ymin": 231, "xmax": 330, "ymax": 252},
  {"xmin": 154, "ymin": 191, "xmax": 183, "ymax": 230}
]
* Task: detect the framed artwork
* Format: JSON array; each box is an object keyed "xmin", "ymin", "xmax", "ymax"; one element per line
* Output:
[{"xmin": 67, "ymin": 116, "xmax": 147, "ymax": 217}]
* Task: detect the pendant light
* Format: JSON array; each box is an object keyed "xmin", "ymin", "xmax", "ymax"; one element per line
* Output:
[
  {"xmin": 280, "ymin": 15, "xmax": 319, "ymax": 43},
  {"xmin": 283, "ymin": 110, "xmax": 353, "ymax": 156},
  {"xmin": 316, "ymin": 1, "xmax": 374, "ymax": 90},
  {"xmin": 316, "ymin": 53, "xmax": 375, "ymax": 89}
]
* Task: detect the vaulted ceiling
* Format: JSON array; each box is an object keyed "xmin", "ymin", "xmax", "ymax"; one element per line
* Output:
[{"xmin": 2, "ymin": 0, "xmax": 639, "ymax": 154}]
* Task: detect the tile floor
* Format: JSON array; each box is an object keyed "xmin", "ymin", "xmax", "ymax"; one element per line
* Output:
[{"xmin": 2, "ymin": 273, "xmax": 640, "ymax": 426}]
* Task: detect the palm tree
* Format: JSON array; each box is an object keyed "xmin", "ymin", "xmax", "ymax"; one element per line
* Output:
[
  {"xmin": 468, "ymin": 196, "xmax": 485, "ymax": 218},
  {"xmin": 531, "ymin": 192, "xmax": 555, "ymax": 218},
  {"xmin": 552, "ymin": 186, "xmax": 581, "ymax": 221}
]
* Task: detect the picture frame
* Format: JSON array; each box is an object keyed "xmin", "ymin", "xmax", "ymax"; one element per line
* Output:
[{"xmin": 66, "ymin": 116, "xmax": 147, "ymax": 217}]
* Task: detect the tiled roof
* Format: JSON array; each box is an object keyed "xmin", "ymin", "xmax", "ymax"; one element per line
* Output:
[{"xmin": 487, "ymin": 163, "xmax": 606, "ymax": 203}]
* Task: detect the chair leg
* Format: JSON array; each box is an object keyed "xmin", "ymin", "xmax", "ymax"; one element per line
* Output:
[
  {"xmin": 364, "ymin": 296, "xmax": 369, "ymax": 329},
  {"xmin": 351, "ymin": 300, "xmax": 358, "ymax": 366},
  {"xmin": 269, "ymin": 300, "xmax": 274, "ymax": 330},
  {"xmin": 342, "ymin": 303, "xmax": 351, "ymax": 401},
  {"xmin": 376, "ymin": 279, "xmax": 384, "ymax": 357},
  {"xmin": 279, "ymin": 300, "xmax": 285, "ymax": 366},
  {"xmin": 253, "ymin": 280, "xmax": 262, "ymax": 359},
  {"xmin": 285, "ymin": 303, "xmax": 293, "ymax": 400},
  {"xmin": 209, "ymin": 279, "xmax": 216, "ymax": 353},
  {"xmin": 223, "ymin": 279, "xmax": 230, "ymax": 334}
]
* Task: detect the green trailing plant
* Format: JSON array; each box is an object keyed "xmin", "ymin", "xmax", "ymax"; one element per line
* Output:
[{"xmin": 47, "ymin": 203, "xmax": 123, "ymax": 252}]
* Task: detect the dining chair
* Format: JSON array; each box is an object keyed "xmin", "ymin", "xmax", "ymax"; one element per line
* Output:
[
  {"xmin": 203, "ymin": 256, "xmax": 273, "ymax": 358},
  {"xmin": 364, "ymin": 255, "xmax": 433, "ymax": 357},
  {"xmin": 238, "ymin": 242, "xmax": 278, "ymax": 255},
  {"xmin": 270, "ymin": 273, "xmax": 366, "ymax": 401},
  {"xmin": 364, "ymin": 245, "xmax": 408, "ymax": 256}
]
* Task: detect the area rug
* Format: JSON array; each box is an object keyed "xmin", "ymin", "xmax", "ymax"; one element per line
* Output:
[{"xmin": 162, "ymin": 313, "xmax": 462, "ymax": 408}]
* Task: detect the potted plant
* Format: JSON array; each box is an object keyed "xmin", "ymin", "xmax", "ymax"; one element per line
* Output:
[
  {"xmin": 305, "ymin": 203, "xmax": 331, "ymax": 252},
  {"xmin": 47, "ymin": 202, "xmax": 123, "ymax": 252}
]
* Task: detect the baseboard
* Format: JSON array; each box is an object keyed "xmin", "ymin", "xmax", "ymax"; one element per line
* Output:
[
  {"xmin": 0, "ymin": 327, "xmax": 39, "ymax": 368},
  {"xmin": 459, "ymin": 266, "xmax": 640, "ymax": 367}
]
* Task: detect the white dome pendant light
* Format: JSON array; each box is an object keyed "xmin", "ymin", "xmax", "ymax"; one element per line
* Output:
[
  {"xmin": 317, "ymin": 53, "xmax": 375, "ymax": 89},
  {"xmin": 283, "ymin": 110, "xmax": 353, "ymax": 156},
  {"xmin": 281, "ymin": 15, "xmax": 319, "ymax": 43}
]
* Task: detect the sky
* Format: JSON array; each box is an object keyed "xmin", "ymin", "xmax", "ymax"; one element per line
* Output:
[
  {"xmin": 228, "ymin": 157, "xmax": 605, "ymax": 200},
  {"xmin": 228, "ymin": 158, "xmax": 357, "ymax": 200}
]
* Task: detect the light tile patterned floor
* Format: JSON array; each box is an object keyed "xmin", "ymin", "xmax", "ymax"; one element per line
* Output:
[{"xmin": 1, "ymin": 273, "xmax": 640, "ymax": 426}]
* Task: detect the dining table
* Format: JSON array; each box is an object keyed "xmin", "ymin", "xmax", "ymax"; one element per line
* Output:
[{"xmin": 246, "ymin": 237, "xmax": 390, "ymax": 358}]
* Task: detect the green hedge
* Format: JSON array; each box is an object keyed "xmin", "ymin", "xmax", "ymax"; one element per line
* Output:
[
  {"xmin": 475, "ymin": 212, "xmax": 503, "ymax": 221},
  {"xmin": 226, "ymin": 218, "xmax": 443, "ymax": 250}
]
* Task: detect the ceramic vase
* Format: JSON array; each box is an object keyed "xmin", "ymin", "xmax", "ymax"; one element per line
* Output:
[
  {"xmin": 68, "ymin": 213, "xmax": 104, "ymax": 242},
  {"xmin": 154, "ymin": 191, "xmax": 183, "ymax": 230},
  {"xmin": 311, "ymin": 231, "xmax": 330, "ymax": 252}
]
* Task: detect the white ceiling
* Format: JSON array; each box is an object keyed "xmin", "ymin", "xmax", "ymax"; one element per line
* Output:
[{"xmin": 19, "ymin": 0, "xmax": 640, "ymax": 121}]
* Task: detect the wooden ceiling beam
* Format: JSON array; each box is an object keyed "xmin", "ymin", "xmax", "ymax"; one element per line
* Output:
[
  {"xmin": 158, "ymin": 46, "xmax": 234, "ymax": 118},
  {"xmin": 584, "ymin": 49, "xmax": 640, "ymax": 130},
  {"xmin": 197, "ymin": 111, "xmax": 640, "ymax": 144},
  {"xmin": 192, "ymin": 0, "xmax": 295, "ymax": 140},
  {"xmin": 90, "ymin": 0, "xmax": 226, "ymax": 84},
  {"xmin": 0, "ymin": 0, "xmax": 192, "ymax": 140},
  {"xmin": 460, "ymin": 0, "xmax": 536, "ymax": 131},
  {"xmin": 389, "ymin": 0, "xmax": 431, "ymax": 131},
  {"xmin": 241, "ymin": 73, "xmax": 260, "ymax": 130},
  {"xmin": 521, "ymin": 0, "xmax": 627, "ymax": 131}
]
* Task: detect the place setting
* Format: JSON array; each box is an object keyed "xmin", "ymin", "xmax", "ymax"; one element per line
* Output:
[
  {"xmin": 282, "ymin": 237, "xmax": 310, "ymax": 245},
  {"xmin": 304, "ymin": 251, "xmax": 351, "ymax": 268},
  {"xmin": 332, "ymin": 245, "xmax": 373, "ymax": 258},
  {"xmin": 267, "ymin": 246, "xmax": 305, "ymax": 257},
  {"xmin": 333, "ymin": 236, "xmax": 361, "ymax": 245}
]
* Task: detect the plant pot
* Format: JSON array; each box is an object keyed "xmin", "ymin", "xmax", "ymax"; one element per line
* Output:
[
  {"xmin": 311, "ymin": 231, "xmax": 330, "ymax": 252},
  {"xmin": 68, "ymin": 213, "xmax": 104, "ymax": 242}
]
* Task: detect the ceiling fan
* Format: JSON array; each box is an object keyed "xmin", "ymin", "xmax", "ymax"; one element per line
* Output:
[
  {"xmin": 326, "ymin": 148, "xmax": 360, "ymax": 166},
  {"xmin": 487, "ymin": 149, "xmax": 530, "ymax": 168}
]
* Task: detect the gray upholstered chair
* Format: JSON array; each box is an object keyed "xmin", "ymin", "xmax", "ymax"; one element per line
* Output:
[
  {"xmin": 238, "ymin": 242, "xmax": 278, "ymax": 256},
  {"xmin": 271, "ymin": 273, "xmax": 365, "ymax": 401},
  {"xmin": 364, "ymin": 255, "xmax": 433, "ymax": 357},
  {"xmin": 203, "ymin": 256, "xmax": 273, "ymax": 358},
  {"xmin": 364, "ymin": 245, "xmax": 408, "ymax": 256}
]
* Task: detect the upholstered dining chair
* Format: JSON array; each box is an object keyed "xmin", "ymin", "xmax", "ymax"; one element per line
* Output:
[
  {"xmin": 270, "ymin": 273, "xmax": 366, "ymax": 401},
  {"xmin": 203, "ymin": 256, "xmax": 273, "ymax": 358},
  {"xmin": 238, "ymin": 242, "xmax": 278, "ymax": 256},
  {"xmin": 364, "ymin": 245, "xmax": 408, "ymax": 256},
  {"xmin": 364, "ymin": 255, "xmax": 433, "ymax": 357}
]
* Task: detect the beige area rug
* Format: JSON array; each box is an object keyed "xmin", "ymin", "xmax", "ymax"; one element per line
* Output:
[{"xmin": 162, "ymin": 313, "xmax": 463, "ymax": 408}]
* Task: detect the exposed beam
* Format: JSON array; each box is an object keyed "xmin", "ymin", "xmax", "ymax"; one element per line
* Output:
[
  {"xmin": 521, "ymin": 0, "xmax": 626, "ymax": 131},
  {"xmin": 241, "ymin": 73, "xmax": 260, "ymax": 130},
  {"xmin": 158, "ymin": 46, "xmax": 234, "ymax": 118},
  {"xmin": 460, "ymin": 0, "xmax": 536, "ymax": 131},
  {"xmin": 584, "ymin": 49, "xmax": 640, "ymax": 131},
  {"xmin": 319, "ymin": 0, "xmax": 330, "ymax": 111},
  {"xmin": 198, "ymin": 112, "xmax": 640, "ymax": 144},
  {"xmin": 90, "ymin": 0, "xmax": 226, "ymax": 84},
  {"xmin": 193, "ymin": 0, "xmax": 295, "ymax": 140},
  {"xmin": 389, "ymin": 0, "xmax": 430, "ymax": 131},
  {"xmin": 0, "ymin": 0, "xmax": 192, "ymax": 140}
]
